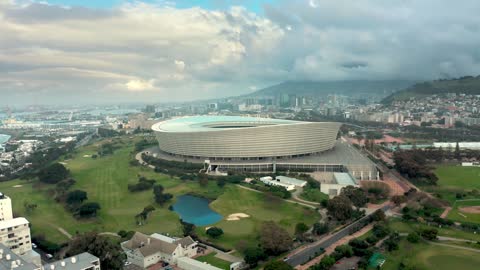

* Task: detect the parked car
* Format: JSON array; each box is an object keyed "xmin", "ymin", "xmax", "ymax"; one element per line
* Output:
[{"xmin": 46, "ymin": 254, "xmax": 53, "ymax": 260}]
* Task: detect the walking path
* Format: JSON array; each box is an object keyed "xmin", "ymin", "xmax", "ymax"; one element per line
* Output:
[
  {"xmin": 428, "ymin": 241, "xmax": 480, "ymax": 253},
  {"xmin": 235, "ymin": 184, "xmax": 317, "ymax": 209},
  {"xmin": 440, "ymin": 207, "xmax": 452, "ymax": 218},
  {"xmin": 292, "ymin": 187, "xmax": 320, "ymax": 206}
]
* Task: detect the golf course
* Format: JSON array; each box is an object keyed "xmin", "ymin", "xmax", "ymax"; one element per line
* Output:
[{"xmin": 0, "ymin": 136, "xmax": 320, "ymax": 251}]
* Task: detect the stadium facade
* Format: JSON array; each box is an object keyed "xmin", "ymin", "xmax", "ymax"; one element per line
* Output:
[
  {"xmin": 152, "ymin": 116, "xmax": 341, "ymax": 160},
  {"xmin": 151, "ymin": 116, "xmax": 377, "ymax": 180}
]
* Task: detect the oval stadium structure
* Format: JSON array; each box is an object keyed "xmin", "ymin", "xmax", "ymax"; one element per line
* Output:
[{"xmin": 151, "ymin": 116, "xmax": 341, "ymax": 160}]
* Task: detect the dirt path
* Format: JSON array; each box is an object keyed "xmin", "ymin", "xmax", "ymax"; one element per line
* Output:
[
  {"xmin": 428, "ymin": 241, "xmax": 480, "ymax": 253},
  {"xmin": 292, "ymin": 187, "xmax": 320, "ymax": 206},
  {"xmin": 440, "ymin": 207, "xmax": 452, "ymax": 218}
]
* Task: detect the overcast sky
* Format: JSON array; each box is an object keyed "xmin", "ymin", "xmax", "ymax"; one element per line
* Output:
[{"xmin": 1, "ymin": 0, "xmax": 480, "ymax": 106}]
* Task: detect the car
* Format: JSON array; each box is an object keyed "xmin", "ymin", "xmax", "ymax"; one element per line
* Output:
[
  {"xmin": 46, "ymin": 254, "xmax": 53, "ymax": 259},
  {"xmin": 124, "ymin": 261, "xmax": 132, "ymax": 266},
  {"xmin": 31, "ymin": 243, "xmax": 37, "ymax": 249}
]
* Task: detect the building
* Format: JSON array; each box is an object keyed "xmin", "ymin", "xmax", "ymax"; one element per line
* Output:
[
  {"xmin": 259, "ymin": 176, "xmax": 295, "ymax": 191},
  {"xmin": 320, "ymin": 173, "xmax": 359, "ymax": 197},
  {"xmin": 0, "ymin": 193, "xmax": 13, "ymax": 221},
  {"xmin": 121, "ymin": 232, "xmax": 197, "ymax": 269},
  {"xmin": 0, "ymin": 243, "xmax": 100, "ymax": 270},
  {"xmin": 177, "ymin": 256, "xmax": 223, "ymax": 270},
  {"xmin": 259, "ymin": 176, "xmax": 307, "ymax": 191},
  {"xmin": 433, "ymin": 142, "xmax": 480, "ymax": 150},
  {"xmin": 0, "ymin": 217, "xmax": 32, "ymax": 256},
  {"xmin": 152, "ymin": 116, "xmax": 341, "ymax": 161},
  {"xmin": 43, "ymin": 252, "xmax": 101, "ymax": 270},
  {"xmin": 0, "ymin": 192, "xmax": 40, "ymax": 267}
]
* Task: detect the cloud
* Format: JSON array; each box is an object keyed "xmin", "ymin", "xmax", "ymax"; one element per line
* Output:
[
  {"xmin": 1, "ymin": 0, "xmax": 480, "ymax": 105},
  {"xmin": 125, "ymin": 79, "xmax": 156, "ymax": 92}
]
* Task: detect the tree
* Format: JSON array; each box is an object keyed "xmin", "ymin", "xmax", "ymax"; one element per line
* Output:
[
  {"xmin": 199, "ymin": 174, "xmax": 209, "ymax": 187},
  {"xmin": 153, "ymin": 184, "xmax": 173, "ymax": 205},
  {"xmin": 391, "ymin": 195, "xmax": 407, "ymax": 206},
  {"xmin": 180, "ymin": 220, "xmax": 196, "ymax": 237},
  {"xmin": 24, "ymin": 201, "xmax": 37, "ymax": 214},
  {"xmin": 38, "ymin": 163, "xmax": 69, "ymax": 184},
  {"xmin": 407, "ymin": 232, "xmax": 420, "ymax": 243},
  {"xmin": 264, "ymin": 260, "xmax": 294, "ymax": 270},
  {"xmin": 327, "ymin": 196, "xmax": 353, "ymax": 221},
  {"xmin": 243, "ymin": 247, "xmax": 266, "ymax": 266},
  {"xmin": 260, "ymin": 221, "xmax": 293, "ymax": 255},
  {"xmin": 371, "ymin": 209, "xmax": 386, "ymax": 222},
  {"xmin": 455, "ymin": 142, "xmax": 461, "ymax": 161},
  {"xmin": 421, "ymin": 228, "xmax": 438, "ymax": 240},
  {"xmin": 295, "ymin": 222, "xmax": 309, "ymax": 237},
  {"xmin": 78, "ymin": 202, "xmax": 101, "ymax": 218},
  {"xmin": 340, "ymin": 186, "xmax": 368, "ymax": 208},
  {"xmin": 206, "ymin": 227, "xmax": 224, "ymax": 238},
  {"xmin": 312, "ymin": 222, "xmax": 329, "ymax": 235},
  {"xmin": 66, "ymin": 190, "xmax": 88, "ymax": 205},
  {"xmin": 310, "ymin": 255, "xmax": 336, "ymax": 270},
  {"xmin": 67, "ymin": 232, "xmax": 125, "ymax": 270}
]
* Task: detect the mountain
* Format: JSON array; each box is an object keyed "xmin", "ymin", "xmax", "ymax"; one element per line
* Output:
[
  {"xmin": 245, "ymin": 80, "xmax": 415, "ymax": 99},
  {"xmin": 382, "ymin": 75, "xmax": 480, "ymax": 103}
]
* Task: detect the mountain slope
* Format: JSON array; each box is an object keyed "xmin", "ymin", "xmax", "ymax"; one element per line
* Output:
[
  {"xmin": 245, "ymin": 80, "xmax": 414, "ymax": 99},
  {"xmin": 382, "ymin": 75, "xmax": 480, "ymax": 103}
]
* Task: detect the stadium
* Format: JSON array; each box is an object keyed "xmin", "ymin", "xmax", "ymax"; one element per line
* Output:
[
  {"xmin": 151, "ymin": 115, "xmax": 341, "ymax": 160},
  {"xmin": 150, "ymin": 115, "xmax": 377, "ymax": 179}
]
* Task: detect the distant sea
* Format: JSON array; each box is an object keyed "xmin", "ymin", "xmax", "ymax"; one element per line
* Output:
[{"xmin": 0, "ymin": 134, "xmax": 11, "ymax": 145}]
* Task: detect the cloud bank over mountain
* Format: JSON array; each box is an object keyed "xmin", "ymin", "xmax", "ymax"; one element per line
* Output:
[{"xmin": 1, "ymin": 0, "xmax": 480, "ymax": 105}]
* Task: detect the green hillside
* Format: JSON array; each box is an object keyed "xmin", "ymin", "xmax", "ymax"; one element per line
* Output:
[
  {"xmin": 245, "ymin": 80, "xmax": 414, "ymax": 98},
  {"xmin": 383, "ymin": 75, "xmax": 480, "ymax": 103}
]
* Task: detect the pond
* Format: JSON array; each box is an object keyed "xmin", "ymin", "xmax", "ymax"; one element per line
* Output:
[{"xmin": 172, "ymin": 194, "xmax": 222, "ymax": 226}]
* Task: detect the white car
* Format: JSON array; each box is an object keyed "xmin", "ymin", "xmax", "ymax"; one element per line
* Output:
[
  {"xmin": 46, "ymin": 254, "xmax": 53, "ymax": 259},
  {"xmin": 124, "ymin": 261, "xmax": 132, "ymax": 266},
  {"xmin": 32, "ymin": 243, "xmax": 37, "ymax": 249}
]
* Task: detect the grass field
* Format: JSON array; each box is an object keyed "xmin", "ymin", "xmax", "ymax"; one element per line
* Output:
[
  {"xmin": 388, "ymin": 218, "xmax": 480, "ymax": 242},
  {"xmin": 381, "ymin": 239, "xmax": 480, "ymax": 270},
  {"xmin": 0, "ymin": 136, "xmax": 320, "ymax": 250},
  {"xmin": 447, "ymin": 199, "xmax": 480, "ymax": 224},
  {"xmin": 300, "ymin": 188, "xmax": 328, "ymax": 203},
  {"xmin": 435, "ymin": 165, "xmax": 480, "ymax": 190},
  {"xmin": 195, "ymin": 253, "xmax": 231, "ymax": 270}
]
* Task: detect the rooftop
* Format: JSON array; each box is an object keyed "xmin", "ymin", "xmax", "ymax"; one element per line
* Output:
[
  {"xmin": 333, "ymin": 173, "xmax": 357, "ymax": 185},
  {"xmin": 0, "ymin": 217, "xmax": 29, "ymax": 229},
  {"xmin": 151, "ymin": 115, "xmax": 302, "ymax": 132},
  {"xmin": 43, "ymin": 253, "xmax": 100, "ymax": 270},
  {"xmin": 177, "ymin": 257, "xmax": 223, "ymax": 270},
  {"xmin": 0, "ymin": 243, "xmax": 39, "ymax": 270}
]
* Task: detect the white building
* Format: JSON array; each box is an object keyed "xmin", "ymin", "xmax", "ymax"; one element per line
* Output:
[
  {"xmin": 0, "ymin": 217, "xmax": 32, "ymax": 255},
  {"xmin": 121, "ymin": 232, "xmax": 198, "ymax": 269},
  {"xmin": 320, "ymin": 173, "xmax": 359, "ymax": 197},
  {"xmin": 0, "ymin": 192, "xmax": 41, "ymax": 267},
  {"xmin": 259, "ymin": 176, "xmax": 295, "ymax": 191},
  {"xmin": 0, "ymin": 193, "xmax": 13, "ymax": 221},
  {"xmin": 177, "ymin": 257, "xmax": 223, "ymax": 270}
]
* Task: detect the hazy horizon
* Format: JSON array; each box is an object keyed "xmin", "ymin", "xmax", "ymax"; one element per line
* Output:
[{"xmin": 2, "ymin": 0, "xmax": 480, "ymax": 106}]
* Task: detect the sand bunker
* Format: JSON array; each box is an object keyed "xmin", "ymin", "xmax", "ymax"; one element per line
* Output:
[
  {"xmin": 59, "ymin": 162, "xmax": 67, "ymax": 165},
  {"xmin": 83, "ymin": 155, "xmax": 91, "ymax": 158},
  {"xmin": 226, "ymin": 213, "xmax": 250, "ymax": 221},
  {"xmin": 12, "ymin": 185, "xmax": 22, "ymax": 188},
  {"xmin": 459, "ymin": 206, "xmax": 480, "ymax": 214}
]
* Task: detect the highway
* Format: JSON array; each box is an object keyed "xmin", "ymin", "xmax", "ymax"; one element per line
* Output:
[{"xmin": 285, "ymin": 204, "xmax": 390, "ymax": 267}]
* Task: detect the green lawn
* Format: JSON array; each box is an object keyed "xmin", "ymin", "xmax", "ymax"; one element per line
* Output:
[
  {"xmin": 435, "ymin": 165, "xmax": 480, "ymax": 190},
  {"xmin": 388, "ymin": 218, "xmax": 480, "ymax": 242},
  {"xmin": 381, "ymin": 239, "xmax": 480, "ymax": 270},
  {"xmin": 1, "ymin": 136, "xmax": 320, "ymax": 250},
  {"xmin": 196, "ymin": 253, "xmax": 231, "ymax": 270},
  {"xmin": 447, "ymin": 199, "xmax": 480, "ymax": 224},
  {"xmin": 300, "ymin": 188, "xmax": 328, "ymax": 203},
  {"xmin": 196, "ymin": 185, "xmax": 320, "ymax": 251}
]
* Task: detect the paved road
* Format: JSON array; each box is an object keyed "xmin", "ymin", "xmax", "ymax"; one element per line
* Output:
[{"xmin": 286, "ymin": 204, "xmax": 391, "ymax": 267}]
